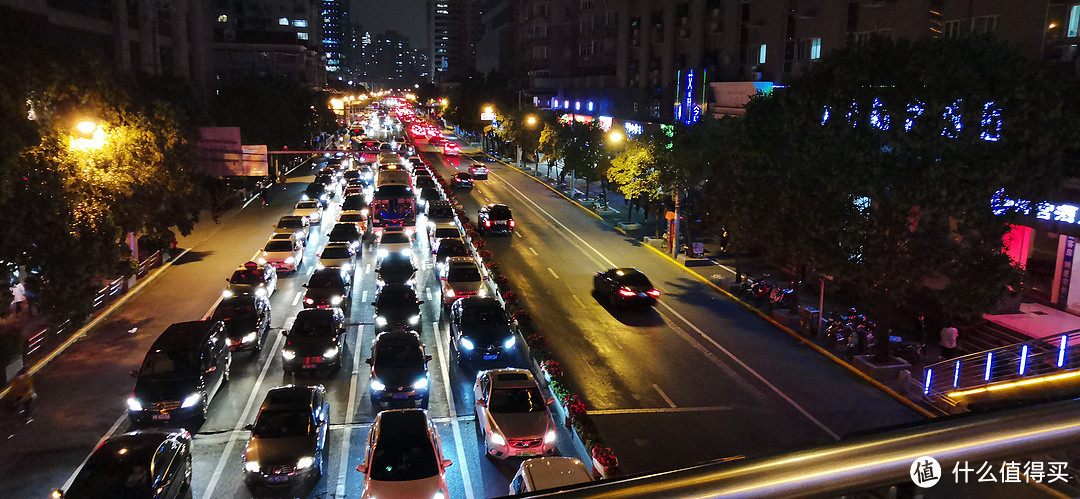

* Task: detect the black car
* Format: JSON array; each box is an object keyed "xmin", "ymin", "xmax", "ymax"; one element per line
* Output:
[
  {"xmin": 282, "ymin": 308, "xmax": 346, "ymax": 374},
  {"xmin": 343, "ymin": 170, "xmax": 360, "ymax": 182},
  {"xmin": 243, "ymin": 385, "xmax": 330, "ymax": 490},
  {"xmin": 450, "ymin": 172, "xmax": 473, "ymax": 188},
  {"xmin": 366, "ymin": 331, "xmax": 433, "ymax": 410},
  {"xmin": 433, "ymin": 237, "xmax": 468, "ymax": 271},
  {"xmin": 303, "ymin": 267, "xmax": 352, "ymax": 310},
  {"xmin": 448, "ymin": 297, "xmax": 517, "ymax": 364},
  {"xmin": 593, "ymin": 268, "xmax": 661, "ymax": 308},
  {"xmin": 418, "ymin": 185, "xmax": 444, "ymax": 208},
  {"xmin": 372, "ymin": 283, "xmax": 424, "ymax": 333},
  {"xmin": 56, "ymin": 430, "xmax": 192, "ymax": 499},
  {"xmin": 412, "ymin": 166, "xmax": 432, "ymax": 179},
  {"xmin": 341, "ymin": 194, "xmax": 370, "ymax": 217},
  {"xmin": 327, "ymin": 222, "xmax": 363, "ymax": 250},
  {"xmin": 211, "ymin": 294, "xmax": 272, "ymax": 353},
  {"xmin": 478, "ymin": 203, "xmax": 515, "ymax": 234},
  {"xmin": 376, "ymin": 252, "xmax": 417, "ymax": 287},
  {"xmin": 303, "ymin": 182, "xmax": 330, "ymax": 206},
  {"xmin": 414, "ymin": 175, "xmax": 438, "ymax": 193}
]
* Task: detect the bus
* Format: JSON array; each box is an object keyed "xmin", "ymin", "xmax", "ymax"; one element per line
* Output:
[{"xmin": 370, "ymin": 185, "xmax": 417, "ymax": 236}]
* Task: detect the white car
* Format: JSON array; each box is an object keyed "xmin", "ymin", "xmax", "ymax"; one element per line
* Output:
[
  {"xmin": 474, "ymin": 369, "xmax": 558, "ymax": 459},
  {"xmin": 259, "ymin": 238, "xmax": 304, "ymax": 272},
  {"xmin": 427, "ymin": 222, "xmax": 462, "ymax": 254},
  {"xmin": 294, "ymin": 200, "xmax": 325, "ymax": 225},
  {"xmin": 377, "ymin": 227, "xmax": 413, "ymax": 258},
  {"xmin": 509, "ymin": 457, "xmax": 591, "ymax": 494},
  {"xmin": 317, "ymin": 242, "xmax": 357, "ymax": 272}
]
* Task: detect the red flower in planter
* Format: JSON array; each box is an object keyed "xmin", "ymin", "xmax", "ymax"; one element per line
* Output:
[
  {"xmin": 486, "ymin": 260, "xmax": 501, "ymax": 272},
  {"xmin": 591, "ymin": 446, "xmax": 618, "ymax": 467},
  {"xmin": 472, "ymin": 239, "xmax": 486, "ymax": 250},
  {"xmin": 493, "ymin": 274, "xmax": 510, "ymax": 286},
  {"xmin": 477, "ymin": 249, "xmax": 493, "ymax": 261},
  {"xmin": 501, "ymin": 289, "xmax": 517, "ymax": 304},
  {"xmin": 542, "ymin": 359, "xmax": 563, "ymax": 377},
  {"xmin": 512, "ymin": 309, "xmax": 532, "ymax": 323},
  {"xmin": 526, "ymin": 333, "xmax": 547, "ymax": 349},
  {"xmin": 563, "ymin": 394, "xmax": 587, "ymax": 418}
]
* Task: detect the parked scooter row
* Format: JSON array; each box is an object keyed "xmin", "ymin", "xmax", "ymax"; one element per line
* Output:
[{"xmin": 738, "ymin": 275, "xmax": 799, "ymax": 310}]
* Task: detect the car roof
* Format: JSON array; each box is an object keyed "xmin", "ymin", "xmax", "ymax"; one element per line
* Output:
[
  {"xmin": 296, "ymin": 308, "xmax": 339, "ymax": 320},
  {"xmin": 485, "ymin": 203, "xmax": 509, "ymax": 209},
  {"xmin": 323, "ymin": 242, "xmax": 352, "ymax": 250},
  {"xmin": 610, "ymin": 268, "xmax": 646, "ymax": 278},
  {"xmin": 378, "ymin": 283, "xmax": 416, "ymax": 295},
  {"xmin": 262, "ymin": 385, "xmax": 317, "ymax": 410},
  {"xmin": 520, "ymin": 457, "xmax": 591, "ymax": 488},
  {"xmin": 279, "ymin": 215, "xmax": 304, "ymax": 222},
  {"xmin": 447, "ymin": 256, "xmax": 476, "ymax": 265},
  {"xmin": 93, "ymin": 431, "xmax": 179, "ymax": 461},
  {"xmin": 152, "ymin": 320, "xmax": 220, "ymax": 350},
  {"xmin": 433, "ymin": 222, "xmax": 458, "ymax": 230},
  {"xmin": 374, "ymin": 330, "xmax": 422, "ymax": 347},
  {"xmin": 486, "ymin": 368, "xmax": 537, "ymax": 389},
  {"xmin": 375, "ymin": 409, "xmax": 433, "ymax": 440}
]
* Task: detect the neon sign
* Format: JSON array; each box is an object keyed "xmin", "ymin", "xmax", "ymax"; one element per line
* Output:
[
  {"xmin": 625, "ymin": 122, "xmax": 643, "ymax": 135},
  {"xmin": 824, "ymin": 98, "xmax": 1003, "ymax": 142},
  {"xmin": 992, "ymin": 189, "xmax": 1078, "ymax": 224}
]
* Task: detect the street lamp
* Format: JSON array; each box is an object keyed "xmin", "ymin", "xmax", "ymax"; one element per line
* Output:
[{"xmin": 69, "ymin": 120, "xmax": 106, "ymax": 151}]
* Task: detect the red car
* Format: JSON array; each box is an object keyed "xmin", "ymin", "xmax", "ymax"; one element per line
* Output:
[{"xmin": 443, "ymin": 142, "xmax": 460, "ymax": 156}]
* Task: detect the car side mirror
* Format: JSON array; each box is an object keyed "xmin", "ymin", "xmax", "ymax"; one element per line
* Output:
[
  {"xmin": 302, "ymin": 284, "xmax": 308, "ymax": 288},
  {"xmin": 129, "ymin": 369, "xmax": 139, "ymax": 378},
  {"xmin": 364, "ymin": 358, "xmax": 373, "ymax": 365},
  {"xmin": 244, "ymin": 423, "xmax": 253, "ymax": 431},
  {"xmin": 356, "ymin": 464, "xmax": 368, "ymax": 474},
  {"xmin": 425, "ymin": 355, "xmax": 433, "ymax": 361},
  {"xmin": 370, "ymin": 302, "xmax": 376, "ymax": 306},
  {"xmin": 418, "ymin": 300, "xmax": 425, "ymax": 305},
  {"xmin": 443, "ymin": 459, "xmax": 453, "ymax": 468},
  {"xmin": 225, "ymin": 278, "xmax": 230, "ymax": 283},
  {"xmin": 476, "ymin": 400, "xmax": 486, "ymax": 408}
]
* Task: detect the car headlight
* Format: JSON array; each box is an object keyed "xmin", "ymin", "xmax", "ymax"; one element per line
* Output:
[
  {"xmin": 459, "ymin": 337, "xmax": 475, "ymax": 351},
  {"xmin": 503, "ymin": 336, "xmax": 516, "ymax": 349},
  {"xmin": 181, "ymin": 393, "xmax": 201, "ymax": 408},
  {"xmin": 304, "ymin": 297, "xmax": 314, "ymax": 305},
  {"xmin": 257, "ymin": 257, "xmax": 267, "ymax": 264},
  {"xmin": 408, "ymin": 315, "xmax": 420, "ymax": 325},
  {"xmin": 324, "ymin": 347, "xmax": 339, "ymax": 358},
  {"xmin": 243, "ymin": 332, "xmax": 258, "ymax": 344},
  {"xmin": 413, "ymin": 377, "xmax": 429, "ymax": 390},
  {"xmin": 370, "ymin": 379, "xmax": 386, "ymax": 391},
  {"xmin": 254, "ymin": 287, "xmax": 267, "ymax": 297},
  {"xmin": 341, "ymin": 263, "xmax": 352, "ymax": 272},
  {"xmin": 296, "ymin": 456, "xmax": 315, "ymax": 469},
  {"xmin": 360, "ymin": 208, "xmax": 369, "ymax": 217},
  {"xmin": 489, "ymin": 431, "xmax": 506, "ymax": 446},
  {"xmin": 406, "ymin": 277, "xmax": 415, "ymax": 287},
  {"xmin": 245, "ymin": 461, "xmax": 260, "ymax": 473},
  {"xmin": 377, "ymin": 248, "xmax": 389, "ymax": 258},
  {"xmin": 301, "ymin": 194, "xmax": 310, "ymax": 201},
  {"xmin": 225, "ymin": 338, "xmax": 232, "ymax": 347},
  {"xmin": 315, "ymin": 262, "xmax": 325, "ymax": 270},
  {"xmin": 401, "ymin": 248, "xmax": 412, "ymax": 256},
  {"xmin": 376, "ymin": 278, "xmax": 385, "ymax": 287},
  {"xmin": 433, "ymin": 491, "xmax": 446, "ymax": 499},
  {"xmin": 127, "ymin": 397, "xmax": 143, "ymax": 411},
  {"xmin": 282, "ymin": 349, "xmax": 296, "ymax": 360},
  {"xmin": 285, "ymin": 256, "xmax": 295, "ymax": 264},
  {"xmin": 375, "ymin": 316, "xmax": 388, "ymax": 326},
  {"xmin": 405, "ymin": 228, "xmax": 415, "ymax": 237},
  {"xmin": 544, "ymin": 429, "xmax": 557, "ymax": 444},
  {"xmin": 331, "ymin": 295, "xmax": 343, "ymax": 305},
  {"xmin": 222, "ymin": 289, "xmax": 234, "ymax": 298},
  {"xmin": 445, "ymin": 289, "xmax": 456, "ymax": 298},
  {"xmin": 478, "ymin": 288, "xmax": 488, "ymax": 297}
]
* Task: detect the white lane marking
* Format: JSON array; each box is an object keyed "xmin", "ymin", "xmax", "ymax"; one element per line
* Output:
[
  {"xmin": 589, "ymin": 406, "xmax": 733, "ymax": 415},
  {"xmin": 432, "ymin": 318, "xmax": 476, "ymax": 499},
  {"xmin": 657, "ymin": 300, "xmax": 840, "ymax": 440},
  {"xmin": 336, "ymin": 325, "xmax": 366, "ymax": 497},
  {"xmin": 361, "ymin": 290, "xmax": 368, "ymax": 303},
  {"xmin": 307, "ymin": 266, "xmax": 315, "ymax": 275},
  {"xmin": 292, "ymin": 290, "xmax": 304, "ymax": 306},
  {"xmin": 547, "ymin": 268, "xmax": 560, "ymax": 279},
  {"xmin": 494, "ymin": 169, "xmax": 841, "ymax": 441},
  {"xmin": 366, "ymin": 264, "xmax": 372, "ymax": 274},
  {"xmin": 426, "ymin": 288, "xmax": 433, "ymax": 301},
  {"xmin": 202, "ymin": 330, "xmax": 287, "ymax": 498},
  {"xmin": 652, "ymin": 384, "xmax": 677, "ymax": 408},
  {"xmin": 655, "ymin": 309, "xmax": 766, "ymax": 403},
  {"xmin": 571, "ymin": 295, "xmax": 585, "ymax": 308},
  {"xmin": 515, "ymin": 230, "xmax": 522, "ymax": 238},
  {"xmin": 528, "ymin": 247, "xmax": 539, "ymax": 256}
]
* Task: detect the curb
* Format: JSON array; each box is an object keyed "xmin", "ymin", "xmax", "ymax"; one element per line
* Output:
[{"xmin": 641, "ymin": 243, "xmax": 937, "ymax": 419}]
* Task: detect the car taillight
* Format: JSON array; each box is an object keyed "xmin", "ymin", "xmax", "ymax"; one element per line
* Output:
[
  {"xmin": 509, "ymin": 219, "xmax": 516, "ymax": 228},
  {"xmin": 304, "ymin": 298, "xmax": 314, "ymax": 304},
  {"xmin": 618, "ymin": 288, "xmax": 636, "ymax": 297},
  {"xmin": 484, "ymin": 220, "xmax": 491, "ymax": 227},
  {"xmin": 646, "ymin": 288, "xmax": 661, "ymax": 298}
]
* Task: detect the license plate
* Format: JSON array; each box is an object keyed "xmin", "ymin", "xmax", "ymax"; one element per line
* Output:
[
  {"xmin": 267, "ymin": 475, "xmax": 290, "ymax": 484},
  {"xmin": 152, "ymin": 414, "xmax": 170, "ymax": 421},
  {"xmin": 483, "ymin": 354, "xmax": 498, "ymax": 360},
  {"xmin": 517, "ymin": 451, "xmax": 537, "ymax": 457},
  {"xmin": 302, "ymin": 364, "xmax": 318, "ymax": 369},
  {"xmin": 392, "ymin": 393, "xmax": 410, "ymax": 400}
]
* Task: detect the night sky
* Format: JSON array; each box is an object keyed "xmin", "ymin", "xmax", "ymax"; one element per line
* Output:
[{"xmin": 351, "ymin": 0, "xmax": 431, "ymax": 53}]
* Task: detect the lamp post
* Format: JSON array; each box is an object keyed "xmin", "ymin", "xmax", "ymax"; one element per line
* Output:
[
  {"xmin": 69, "ymin": 120, "xmax": 106, "ymax": 151},
  {"xmin": 526, "ymin": 115, "xmax": 538, "ymax": 173}
]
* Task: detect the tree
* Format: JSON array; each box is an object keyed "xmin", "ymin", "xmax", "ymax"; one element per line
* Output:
[
  {"xmin": 538, "ymin": 123, "xmax": 566, "ymax": 179},
  {"xmin": 212, "ymin": 76, "xmax": 336, "ymax": 149},
  {"xmin": 560, "ymin": 121, "xmax": 605, "ymax": 198}
]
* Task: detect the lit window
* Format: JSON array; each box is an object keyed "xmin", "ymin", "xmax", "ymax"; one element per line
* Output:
[
  {"xmin": 810, "ymin": 38, "xmax": 821, "ymax": 59},
  {"xmin": 1070, "ymin": 5, "xmax": 1080, "ymax": 37},
  {"xmin": 217, "ymin": 14, "xmax": 227, "ymax": 23},
  {"xmin": 298, "ymin": 32, "xmax": 309, "ymax": 40},
  {"xmin": 758, "ymin": 44, "xmax": 767, "ymax": 64},
  {"xmin": 279, "ymin": 17, "xmax": 289, "ymax": 26},
  {"xmin": 293, "ymin": 19, "xmax": 307, "ymax": 28}
]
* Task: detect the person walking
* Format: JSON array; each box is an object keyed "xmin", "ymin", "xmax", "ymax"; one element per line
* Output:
[
  {"xmin": 10, "ymin": 368, "xmax": 35, "ymax": 422},
  {"xmin": 9, "ymin": 281, "xmax": 27, "ymax": 315},
  {"xmin": 939, "ymin": 325, "xmax": 959, "ymax": 359}
]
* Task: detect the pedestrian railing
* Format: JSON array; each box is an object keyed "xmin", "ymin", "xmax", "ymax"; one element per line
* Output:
[
  {"xmin": 921, "ymin": 328, "xmax": 1080, "ymax": 411},
  {"xmin": 136, "ymin": 250, "xmax": 163, "ymax": 278}
]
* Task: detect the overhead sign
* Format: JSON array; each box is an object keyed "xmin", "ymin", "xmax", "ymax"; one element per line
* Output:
[
  {"xmin": 481, "ymin": 112, "xmax": 496, "ymax": 121},
  {"xmin": 241, "ymin": 145, "xmax": 269, "ymax": 176}
]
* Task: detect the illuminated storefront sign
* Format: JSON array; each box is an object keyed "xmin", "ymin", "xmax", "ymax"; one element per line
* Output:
[
  {"xmin": 674, "ymin": 69, "xmax": 705, "ymax": 125},
  {"xmin": 992, "ymin": 189, "xmax": 1079, "ymax": 225},
  {"xmin": 597, "ymin": 116, "xmax": 612, "ymax": 131},
  {"xmin": 624, "ymin": 122, "xmax": 643, "ymax": 135}
]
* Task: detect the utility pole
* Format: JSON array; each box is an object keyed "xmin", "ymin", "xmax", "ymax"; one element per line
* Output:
[{"xmin": 672, "ymin": 187, "xmax": 681, "ymax": 257}]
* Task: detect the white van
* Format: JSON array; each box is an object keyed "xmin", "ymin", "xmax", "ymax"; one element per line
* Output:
[{"xmin": 509, "ymin": 457, "xmax": 592, "ymax": 494}]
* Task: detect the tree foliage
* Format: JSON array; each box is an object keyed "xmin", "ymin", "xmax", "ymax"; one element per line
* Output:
[{"xmin": 212, "ymin": 76, "xmax": 337, "ymax": 148}]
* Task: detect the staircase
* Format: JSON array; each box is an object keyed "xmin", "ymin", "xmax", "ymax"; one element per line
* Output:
[{"xmin": 959, "ymin": 320, "xmax": 1033, "ymax": 355}]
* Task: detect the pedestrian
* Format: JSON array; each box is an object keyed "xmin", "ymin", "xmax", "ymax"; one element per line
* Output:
[
  {"xmin": 9, "ymin": 281, "xmax": 26, "ymax": 315},
  {"xmin": 939, "ymin": 325, "xmax": 959, "ymax": 359},
  {"xmin": 846, "ymin": 331, "xmax": 858, "ymax": 361},
  {"xmin": 914, "ymin": 314, "xmax": 928, "ymax": 345},
  {"xmin": 10, "ymin": 368, "xmax": 35, "ymax": 422}
]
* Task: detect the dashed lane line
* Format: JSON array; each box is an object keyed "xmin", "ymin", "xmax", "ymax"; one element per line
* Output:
[
  {"xmin": 432, "ymin": 321, "xmax": 476, "ymax": 499},
  {"xmin": 336, "ymin": 324, "xmax": 367, "ymax": 497},
  {"xmin": 652, "ymin": 384, "xmax": 677, "ymax": 408}
]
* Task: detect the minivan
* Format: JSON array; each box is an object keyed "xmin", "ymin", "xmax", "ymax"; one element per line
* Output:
[
  {"xmin": 509, "ymin": 457, "xmax": 592, "ymax": 494},
  {"xmin": 128, "ymin": 320, "xmax": 232, "ymax": 426}
]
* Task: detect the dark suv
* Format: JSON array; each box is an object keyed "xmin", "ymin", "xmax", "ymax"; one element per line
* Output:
[
  {"xmin": 303, "ymin": 267, "xmax": 352, "ymax": 310},
  {"xmin": 376, "ymin": 252, "xmax": 416, "ymax": 287},
  {"xmin": 282, "ymin": 308, "xmax": 346, "ymax": 374},
  {"xmin": 211, "ymin": 294, "xmax": 271, "ymax": 353},
  {"xmin": 478, "ymin": 204, "xmax": 515, "ymax": 235},
  {"xmin": 366, "ymin": 331, "xmax": 432, "ymax": 410},
  {"xmin": 328, "ymin": 222, "xmax": 363, "ymax": 251},
  {"xmin": 448, "ymin": 297, "xmax": 517, "ymax": 364},
  {"xmin": 57, "ymin": 430, "xmax": 192, "ymax": 499},
  {"xmin": 243, "ymin": 385, "xmax": 330, "ymax": 490},
  {"xmin": 372, "ymin": 283, "xmax": 424, "ymax": 332}
]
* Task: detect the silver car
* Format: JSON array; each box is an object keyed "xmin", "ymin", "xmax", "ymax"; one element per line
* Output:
[{"xmin": 474, "ymin": 369, "xmax": 557, "ymax": 459}]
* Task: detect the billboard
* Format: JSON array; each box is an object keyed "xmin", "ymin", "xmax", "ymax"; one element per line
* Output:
[{"xmin": 196, "ymin": 127, "xmax": 268, "ymax": 176}]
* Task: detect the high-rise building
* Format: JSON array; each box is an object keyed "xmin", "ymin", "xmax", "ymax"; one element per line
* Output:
[
  {"xmin": 359, "ymin": 30, "xmax": 430, "ymax": 88},
  {"xmin": 433, "ymin": 0, "xmax": 483, "ymax": 84},
  {"xmin": 211, "ymin": 0, "xmax": 322, "ymax": 49},
  {"xmin": 322, "ymin": 0, "xmax": 347, "ymax": 74}
]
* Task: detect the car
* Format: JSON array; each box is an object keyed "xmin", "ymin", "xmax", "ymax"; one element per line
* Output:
[
  {"xmin": 259, "ymin": 238, "xmax": 304, "ymax": 272},
  {"xmin": 345, "ymin": 185, "xmax": 365, "ymax": 197},
  {"xmin": 414, "ymin": 175, "xmax": 438, "ymax": 193},
  {"xmin": 224, "ymin": 261, "xmax": 278, "ymax": 298},
  {"xmin": 128, "ymin": 320, "xmax": 232, "ymax": 426},
  {"xmin": 55, "ymin": 430, "xmax": 192, "ymax": 499},
  {"xmin": 293, "ymin": 200, "xmax": 325, "ymax": 225},
  {"xmin": 282, "ymin": 308, "xmax": 346, "ymax": 374},
  {"xmin": 451, "ymin": 172, "xmax": 473, "ymax": 188},
  {"xmin": 509, "ymin": 457, "xmax": 592, "ymax": 494},
  {"xmin": 366, "ymin": 331, "xmax": 432, "ymax": 410},
  {"xmin": 478, "ymin": 203, "xmax": 515, "ymax": 234},
  {"xmin": 242, "ymin": 385, "xmax": 330, "ymax": 490},
  {"xmin": 429, "ymin": 136, "xmax": 446, "ymax": 146},
  {"xmin": 343, "ymin": 170, "xmax": 360, "ymax": 183},
  {"xmin": 424, "ymin": 200, "xmax": 456, "ymax": 226},
  {"xmin": 327, "ymin": 222, "xmax": 363, "ymax": 251},
  {"xmin": 448, "ymin": 297, "xmax": 516, "ymax": 363},
  {"xmin": 442, "ymin": 142, "xmax": 460, "ymax": 156},
  {"xmin": 441, "ymin": 256, "xmax": 487, "ymax": 306},
  {"xmin": 407, "ymin": 156, "xmax": 425, "ymax": 169},
  {"xmin": 428, "ymin": 222, "xmax": 462, "ymax": 253},
  {"xmin": 412, "ymin": 166, "xmax": 432, "ymax": 179},
  {"xmin": 272, "ymin": 215, "xmax": 310, "ymax": 242},
  {"xmin": 593, "ymin": 268, "xmax": 661, "ymax": 308},
  {"xmin": 338, "ymin": 212, "xmax": 368, "ymax": 230},
  {"xmin": 474, "ymin": 368, "xmax": 557, "ymax": 459},
  {"xmin": 372, "ymin": 283, "xmax": 423, "ymax": 332},
  {"xmin": 417, "ymin": 185, "xmax": 444, "ymax": 209},
  {"xmin": 314, "ymin": 172, "xmax": 340, "ymax": 190},
  {"xmin": 302, "ymin": 183, "xmax": 331, "ymax": 207},
  {"xmin": 357, "ymin": 409, "xmax": 452, "ymax": 499},
  {"xmin": 303, "ymin": 267, "xmax": 352, "ymax": 309},
  {"xmin": 377, "ymin": 226, "xmax": 413, "ymax": 258},
  {"xmin": 211, "ymin": 294, "xmax": 272, "ymax": 352},
  {"xmin": 433, "ymin": 237, "xmax": 468, "ymax": 271},
  {"xmin": 317, "ymin": 242, "xmax": 357, "ymax": 272},
  {"xmin": 341, "ymin": 193, "xmax": 370, "ymax": 218},
  {"xmin": 376, "ymin": 252, "xmax": 416, "ymax": 287},
  {"xmin": 469, "ymin": 164, "xmax": 489, "ymax": 179}
]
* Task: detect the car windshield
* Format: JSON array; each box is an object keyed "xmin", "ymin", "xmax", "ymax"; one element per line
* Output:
[
  {"xmin": 461, "ymin": 304, "xmax": 506, "ymax": 325},
  {"xmin": 369, "ymin": 438, "xmax": 439, "ymax": 481},
  {"xmin": 434, "ymin": 227, "xmax": 459, "ymax": 238},
  {"xmin": 308, "ymin": 272, "xmax": 344, "ymax": 288},
  {"xmin": 488, "ymin": 207, "xmax": 512, "ymax": 218},
  {"xmin": 340, "ymin": 214, "xmax": 365, "ymax": 224},
  {"xmin": 377, "ymin": 289, "xmax": 417, "ymax": 306},
  {"xmin": 212, "ymin": 303, "xmax": 256, "ymax": 321},
  {"xmin": 330, "ymin": 226, "xmax": 358, "ymax": 239},
  {"xmin": 343, "ymin": 196, "xmax": 366, "ymax": 211},
  {"xmin": 381, "ymin": 233, "xmax": 410, "ymax": 244},
  {"xmin": 379, "ymin": 258, "xmax": 413, "ymax": 274},
  {"xmin": 291, "ymin": 314, "xmax": 335, "ymax": 336},
  {"xmin": 67, "ymin": 446, "xmax": 154, "ymax": 498},
  {"xmin": 488, "ymin": 387, "xmax": 546, "ymax": 413},
  {"xmin": 428, "ymin": 206, "xmax": 453, "ymax": 218},
  {"xmin": 416, "ymin": 178, "xmax": 436, "ymax": 188},
  {"xmin": 455, "ymin": 173, "xmax": 471, "ymax": 180},
  {"xmin": 140, "ymin": 350, "xmax": 199, "ymax": 379},
  {"xmin": 615, "ymin": 271, "xmax": 652, "ymax": 287},
  {"xmin": 447, "ymin": 265, "xmax": 481, "ymax": 282},
  {"xmin": 265, "ymin": 240, "xmax": 294, "ymax": 252},
  {"xmin": 252, "ymin": 409, "xmax": 313, "ymax": 438},
  {"xmin": 296, "ymin": 201, "xmax": 319, "ymax": 210},
  {"xmin": 278, "ymin": 218, "xmax": 304, "ymax": 229},
  {"xmin": 230, "ymin": 269, "xmax": 263, "ymax": 285},
  {"xmin": 321, "ymin": 246, "xmax": 352, "ymax": 259},
  {"xmin": 376, "ymin": 342, "xmax": 424, "ymax": 368}
]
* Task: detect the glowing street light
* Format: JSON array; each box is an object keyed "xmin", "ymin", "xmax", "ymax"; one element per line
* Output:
[
  {"xmin": 526, "ymin": 115, "xmax": 537, "ymax": 126},
  {"xmin": 70, "ymin": 120, "xmax": 106, "ymax": 151},
  {"xmin": 608, "ymin": 130, "xmax": 623, "ymax": 143},
  {"xmin": 76, "ymin": 121, "xmax": 98, "ymax": 135}
]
